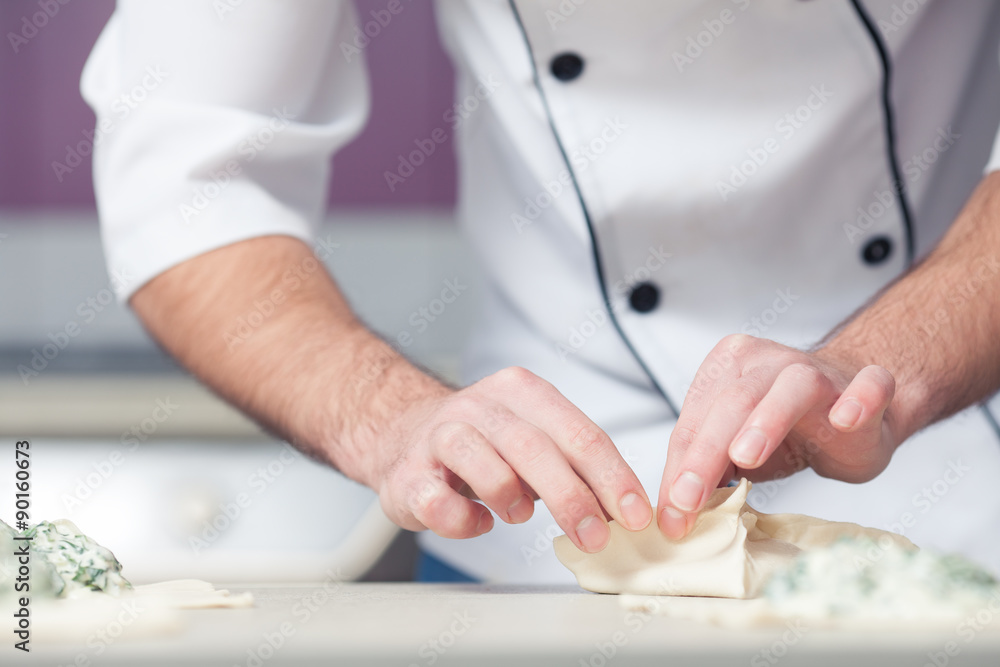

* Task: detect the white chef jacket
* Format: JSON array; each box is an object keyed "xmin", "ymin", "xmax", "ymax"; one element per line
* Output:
[{"xmin": 83, "ymin": 0, "xmax": 1000, "ymax": 581}]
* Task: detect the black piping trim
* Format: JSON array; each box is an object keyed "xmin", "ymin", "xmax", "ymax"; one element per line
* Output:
[
  {"xmin": 981, "ymin": 403, "xmax": 1000, "ymax": 442},
  {"xmin": 507, "ymin": 0, "xmax": 679, "ymax": 417},
  {"xmin": 848, "ymin": 0, "xmax": 916, "ymax": 265}
]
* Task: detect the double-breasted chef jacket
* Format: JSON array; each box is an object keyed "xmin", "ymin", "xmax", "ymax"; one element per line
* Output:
[{"xmin": 83, "ymin": 0, "xmax": 1000, "ymax": 581}]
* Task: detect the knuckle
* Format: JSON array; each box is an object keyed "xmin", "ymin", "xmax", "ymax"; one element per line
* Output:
[
  {"xmin": 550, "ymin": 485, "xmax": 597, "ymax": 525},
  {"xmin": 784, "ymin": 362, "xmax": 825, "ymax": 396},
  {"xmin": 698, "ymin": 336, "xmax": 753, "ymax": 388},
  {"xmin": 409, "ymin": 477, "xmax": 444, "ymax": 514},
  {"xmin": 784, "ymin": 361, "xmax": 821, "ymax": 382},
  {"xmin": 724, "ymin": 384, "xmax": 760, "ymax": 414},
  {"xmin": 432, "ymin": 421, "xmax": 482, "ymax": 460},
  {"xmin": 493, "ymin": 365, "xmax": 539, "ymax": 388},
  {"xmin": 867, "ymin": 365, "xmax": 896, "ymax": 394},
  {"xmin": 412, "ymin": 488, "xmax": 469, "ymax": 537},
  {"xmin": 481, "ymin": 403, "xmax": 516, "ymax": 433},
  {"xmin": 482, "ymin": 471, "xmax": 521, "ymax": 504},
  {"xmin": 670, "ymin": 425, "xmax": 699, "ymax": 449},
  {"xmin": 721, "ymin": 333, "xmax": 757, "ymax": 359},
  {"xmin": 431, "ymin": 419, "xmax": 469, "ymax": 443},
  {"xmin": 508, "ymin": 431, "xmax": 551, "ymax": 467},
  {"xmin": 381, "ymin": 472, "xmax": 434, "ymax": 529},
  {"xmin": 566, "ymin": 422, "xmax": 610, "ymax": 459},
  {"xmin": 592, "ymin": 462, "xmax": 630, "ymax": 490}
]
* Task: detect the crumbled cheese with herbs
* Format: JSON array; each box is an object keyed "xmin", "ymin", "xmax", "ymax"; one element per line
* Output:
[
  {"xmin": 1, "ymin": 519, "xmax": 58, "ymax": 599},
  {"xmin": 0, "ymin": 519, "xmax": 131, "ymax": 599},
  {"xmin": 764, "ymin": 536, "xmax": 1000, "ymax": 621}
]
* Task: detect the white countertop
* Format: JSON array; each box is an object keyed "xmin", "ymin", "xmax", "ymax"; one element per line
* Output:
[{"xmin": 25, "ymin": 583, "xmax": 1000, "ymax": 666}]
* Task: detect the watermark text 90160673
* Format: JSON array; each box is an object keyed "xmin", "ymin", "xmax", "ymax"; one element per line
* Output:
[{"xmin": 12, "ymin": 440, "xmax": 32, "ymax": 652}]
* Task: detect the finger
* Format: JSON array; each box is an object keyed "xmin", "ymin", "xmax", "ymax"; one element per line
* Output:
[
  {"xmin": 432, "ymin": 421, "xmax": 535, "ymax": 524},
  {"xmin": 502, "ymin": 374, "xmax": 652, "ymax": 531},
  {"xmin": 728, "ymin": 363, "xmax": 828, "ymax": 469},
  {"xmin": 484, "ymin": 406, "xmax": 611, "ymax": 553},
  {"xmin": 828, "ymin": 365, "xmax": 895, "ymax": 432},
  {"xmin": 657, "ymin": 377, "xmax": 767, "ymax": 537},
  {"xmin": 657, "ymin": 337, "xmax": 749, "ymax": 521},
  {"xmin": 405, "ymin": 473, "xmax": 495, "ymax": 540}
]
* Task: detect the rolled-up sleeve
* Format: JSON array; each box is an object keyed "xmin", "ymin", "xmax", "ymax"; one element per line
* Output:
[
  {"xmin": 81, "ymin": 0, "xmax": 369, "ymax": 301},
  {"xmin": 985, "ymin": 45, "xmax": 1000, "ymax": 175}
]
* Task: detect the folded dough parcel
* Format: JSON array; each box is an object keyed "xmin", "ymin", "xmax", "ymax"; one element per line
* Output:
[{"xmin": 555, "ymin": 479, "xmax": 1000, "ymax": 628}]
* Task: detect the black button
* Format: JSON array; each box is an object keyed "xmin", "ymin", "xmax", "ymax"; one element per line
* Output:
[
  {"xmin": 862, "ymin": 236, "xmax": 893, "ymax": 265},
  {"xmin": 629, "ymin": 282, "xmax": 660, "ymax": 313},
  {"xmin": 550, "ymin": 53, "xmax": 584, "ymax": 81}
]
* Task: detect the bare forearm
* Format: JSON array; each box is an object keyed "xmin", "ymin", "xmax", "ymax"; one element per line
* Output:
[
  {"xmin": 131, "ymin": 235, "xmax": 652, "ymax": 550},
  {"xmin": 658, "ymin": 174, "xmax": 1000, "ymax": 535},
  {"xmin": 820, "ymin": 171, "xmax": 1000, "ymax": 441},
  {"xmin": 130, "ymin": 235, "xmax": 448, "ymax": 487}
]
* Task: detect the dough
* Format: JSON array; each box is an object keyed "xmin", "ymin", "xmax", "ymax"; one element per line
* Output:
[
  {"xmin": 619, "ymin": 539, "xmax": 1000, "ymax": 630},
  {"xmin": 553, "ymin": 479, "xmax": 915, "ymax": 599},
  {"xmin": 2, "ymin": 518, "xmax": 252, "ymax": 643},
  {"xmin": 131, "ymin": 579, "xmax": 255, "ymax": 609}
]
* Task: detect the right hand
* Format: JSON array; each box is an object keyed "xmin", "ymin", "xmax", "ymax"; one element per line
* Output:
[{"xmin": 373, "ymin": 366, "xmax": 652, "ymax": 553}]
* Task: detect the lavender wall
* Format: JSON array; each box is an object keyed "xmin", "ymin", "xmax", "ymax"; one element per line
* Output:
[{"xmin": 0, "ymin": 0, "xmax": 456, "ymax": 210}]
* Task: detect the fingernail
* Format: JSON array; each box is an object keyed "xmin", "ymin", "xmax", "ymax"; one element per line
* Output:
[
  {"xmin": 476, "ymin": 512, "xmax": 493, "ymax": 535},
  {"xmin": 620, "ymin": 492, "xmax": 652, "ymax": 531},
  {"xmin": 831, "ymin": 399, "xmax": 863, "ymax": 429},
  {"xmin": 576, "ymin": 515, "xmax": 610, "ymax": 553},
  {"xmin": 659, "ymin": 506, "xmax": 687, "ymax": 539},
  {"xmin": 507, "ymin": 494, "xmax": 534, "ymax": 523},
  {"xmin": 669, "ymin": 471, "xmax": 705, "ymax": 513},
  {"xmin": 730, "ymin": 428, "xmax": 767, "ymax": 467}
]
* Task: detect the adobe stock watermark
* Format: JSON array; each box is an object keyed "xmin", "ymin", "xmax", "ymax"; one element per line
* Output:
[
  {"xmin": 750, "ymin": 619, "xmax": 809, "ymax": 667},
  {"xmin": 60, "ymin": 398, "xmax": 180, "ymax": 512},
  {"xmin": 17, "ymin": 269, "xmax": 134, "ymax": 386},
  {"xmin": 213, "ymin": 0, "xmax": 246, "ymax": 20},
  {"xmin": 352, "ymin": 277, "xmax": 469, "ymax": 390},
  {"xmin": 868, "ymin": 459, "xmax": 971, "ymax": 551},
  {"xmin": 384, "ymin": 75, "xmax": 502, "ymax": 192},
  {"xmin": 340, "ymin": 0, "xmax": 413, "ymax": 62},
  {"xmin": 62, "ymin": 599, "xmax": 145, "ymax": 666},
  {"xmin": 578, "ymin": 579, "xmax": 675, "ymax": 667},
  {"xmin": 408, "ymin": 611, "xmax": 477, "ymax": 667},
  {"xmin": 223, "ymin": 235, "xmax": 341, "ymax": 351},
  {"xmin": 189, "ymin": 443, "xmax": 302, "ymax": 554},
  {"xmin": 52, "ymin": 65, "xmax": 169, "ymax": 182},
  {"xmin": 889, "ymin": 254, "xmax": 1000, "ymax": 370},
  {"xmin": 555, "ymin": 246, "xmax": 670, "ymax": 360},
  {"xmin": 235, "ymin": 568, "xmax": 345, "ymax": 667},
  {"xmin": 673, "ymin": 0, "xmax": 752, "ymax": 73},
  {"xmin": 877, "ymin": 0, "xmax": 929, "ymax": 38},
  {"xmin": 716, "ymin": 84, "xmax": 833, "ymax": 201},
  {"xmin": 512, "ymin": 116, "xmax": 629, "ymax": 234},
  {"xmin": 843, "ymin": 126, "xmax": 959, "ymax": 244},
  {"xmin": 740, "ymin": 288, "xmax": 799, "ymax": 337},
  {"xmin": 179, "ymin": 106, "xmax": 295, "ymax": 224},
  {"xmin": 545, "ymin": 0, "xmax": 587, "ymax": 30},
  {"xmin": 7, "ymin": 0, "xmax": 71, "ymax": 54},
  {"xmin": 922, "ymin": 590, "xmax": 1000, "ymax": 667},
  {"xmin": 918, "ymin": 256, "xmax": 999, "ymax": 339}
]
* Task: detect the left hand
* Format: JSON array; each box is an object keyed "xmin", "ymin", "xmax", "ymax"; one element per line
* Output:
[{"xmin": 657, "ymin": 334, "xmax": 900, "ymax": 538}]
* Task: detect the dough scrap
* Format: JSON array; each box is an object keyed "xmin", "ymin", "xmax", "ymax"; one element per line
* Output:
[
  {"xmin": 553, "ymin": 479, "xmax": 915, "ymax": 599},
  {"xmin": 2, "ymin": 518, "xmax": 252, "ymax": 643}
]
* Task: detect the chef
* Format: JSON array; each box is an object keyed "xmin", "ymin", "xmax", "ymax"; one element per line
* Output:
[{"xmin": 82, "ymin": 0, "xmax": 1000, "ymax": 583}]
